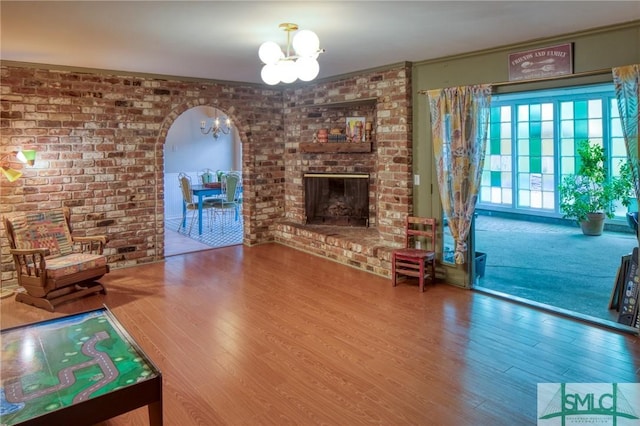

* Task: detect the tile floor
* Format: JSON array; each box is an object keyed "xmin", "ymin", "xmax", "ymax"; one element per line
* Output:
[{"xmin": 164, "ymin": 215, "xmax": 243, "ymax": 257}]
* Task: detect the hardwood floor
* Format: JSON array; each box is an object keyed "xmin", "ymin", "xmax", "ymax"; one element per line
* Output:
[{"xmin": 1, "ymin": 243, "xmax": 639, "ymax": 425}]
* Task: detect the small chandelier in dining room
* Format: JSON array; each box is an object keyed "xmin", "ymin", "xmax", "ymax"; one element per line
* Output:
[
  {"xmin": 200, "ymin": 116, "xmax": 232, "ymax": 139},
  {"xmin": 259, "ymin": 23, "xmax": 325, "ymax": 85}
]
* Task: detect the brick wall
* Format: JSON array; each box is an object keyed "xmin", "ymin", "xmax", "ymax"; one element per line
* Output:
[
  {"xmin": 0, "ymin": 65, "xmax": 285, "ymax": 284},
  {"xmin": 281, "ymin": 64, "xmax": 413, "ymax": 242},
  {"xmin": 1, "ymin": 63, "xmax": 413, "ymax": 285},
  {"xmin": 274, "ymin": 63, "xmax": 414, "ymax": 276}
]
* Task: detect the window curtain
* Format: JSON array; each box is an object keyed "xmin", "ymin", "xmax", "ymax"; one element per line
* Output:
[
  {"xmin": 612, "ymin": 64, "xmax": 640, "ymax": 242},
  {"xmin": 427, "ymin": 85, "xmax": 492, "ymax": 264}
]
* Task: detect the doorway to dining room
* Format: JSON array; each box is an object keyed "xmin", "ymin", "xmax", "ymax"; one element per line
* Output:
[{"xmin": 163, "ymin": 105, "xmax": 243, "ymax": 256}]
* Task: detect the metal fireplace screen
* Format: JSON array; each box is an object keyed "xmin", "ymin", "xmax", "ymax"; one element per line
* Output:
[{"xmin": 304, "ymin": 173, "xmax": 369, "ymax": 227}]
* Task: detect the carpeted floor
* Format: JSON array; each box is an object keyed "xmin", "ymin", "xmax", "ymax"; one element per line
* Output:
[{"xmin": 474, "ymin": 215, "xmax": 637, "ymax": 324}]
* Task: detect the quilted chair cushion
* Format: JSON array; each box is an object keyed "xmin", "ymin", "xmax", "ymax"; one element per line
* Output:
[
  {"xmin": 45, "ymin": 253, "xmax": 107, "ymax": 279},
  {"xmin": 8, "ymin": 210, "xmax": 74, "ymax": 258}
]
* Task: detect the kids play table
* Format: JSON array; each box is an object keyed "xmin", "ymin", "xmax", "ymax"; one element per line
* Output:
[{"xmin": 0, "ymin": 306, "xmax": 162, "ymax": 425}]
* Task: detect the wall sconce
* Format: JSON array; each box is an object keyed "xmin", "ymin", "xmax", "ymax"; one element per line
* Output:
[
  {"xmin": 200, "ymin": 116, "xmax": 232, "ymax": 139},
  {"xmin": 259, "ymin": 23, "xmax": 325, "ymax": 85},
  {"xmin": 1, "ymin": 150, "xmax": 36, "ymax": 182}
]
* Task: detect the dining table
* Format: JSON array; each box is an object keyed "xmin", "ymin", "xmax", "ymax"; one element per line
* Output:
[{"xmin": 184, "ymin": 184, "xmax": 222, "ymax": 235}]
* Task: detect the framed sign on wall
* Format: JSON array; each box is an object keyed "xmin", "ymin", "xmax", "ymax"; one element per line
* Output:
[{"xmin": 508, "ymin": 43, "xmax": 573, "ymax": 81}]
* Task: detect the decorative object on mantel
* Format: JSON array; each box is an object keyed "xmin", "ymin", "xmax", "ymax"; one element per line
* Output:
[
  {"xmin": 365, "ymin": 121, "xmax": 373, "ymax": 142},
  {"xmin": 328, "ymin": 128, "xmax": 346, "ymax": 142},
  {"xmin": 1, "ymin": 149, "xmax": 36, "ymax": 182},
  {"xmin": 258, "ymin": 23, "xmax": 325, "ymax": 85},
  {"xmin": 346, "ymin": 117, "xmax": 365, "ymax": 142},
  {"xmin": 316, "ymin": 128, "xmax": 328, "ymax": 143},
  {"xmin": 200, "ymin": 115, "xmax": 232, "ymax": 139}
]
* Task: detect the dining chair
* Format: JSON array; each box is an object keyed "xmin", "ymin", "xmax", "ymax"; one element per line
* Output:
[
  {"xmin": 391, "ymin": 216, "xmax": 437, "ymax": 292},
  {"xmin": 178, "ymin": 172, "xmax": 216, "ymax": 235},
  {"xmin": 211, "ymin": 172, "xmax": 240, "ymax": 231},
  {"xmin": 198, "ymin": 168, "xmax": 215, "ymax": 184}
]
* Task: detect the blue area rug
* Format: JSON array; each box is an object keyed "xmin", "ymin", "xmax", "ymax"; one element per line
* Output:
[{"xmin": 165, "ymin": 216, "xmax": 243, "ymax": 249}]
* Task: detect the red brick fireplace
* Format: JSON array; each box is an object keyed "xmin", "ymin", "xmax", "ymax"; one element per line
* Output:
[
  {"xmin": 273, "ymin": 64, "xmax": 414, "ymax": 277},
  {"xmin": 304, "ymin": 173, "xmax": 370, "ymax": 227}
]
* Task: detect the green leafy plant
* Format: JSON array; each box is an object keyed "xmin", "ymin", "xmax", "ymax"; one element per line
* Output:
[
  {"xmin": 614, "ymin": 159, "xmax": 635, "ymax": 205},
  {"xmin": 558, "ymin": 140, "xmax": 630, "ymax": 222}
]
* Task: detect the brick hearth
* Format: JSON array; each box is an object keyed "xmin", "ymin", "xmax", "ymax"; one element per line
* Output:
[
  {"xmin": 278, "ymin": 64, "xmax": 413, "ymax": 278},
  {"xmin": 273, "ymin": 222, "xmax": 394, "ymax": 277}
]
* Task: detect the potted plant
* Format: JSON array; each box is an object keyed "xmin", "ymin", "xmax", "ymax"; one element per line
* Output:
[
  {"xmin": 616, "ymin": 159, "xmax": 637, "ymax": 212},
  {"xmin": 558, "ymin": 140, "xmax": 631, "ymax": 236}
]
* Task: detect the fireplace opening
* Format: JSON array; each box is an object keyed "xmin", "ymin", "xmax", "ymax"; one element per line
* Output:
[{"xmin": 304, "ymin": 173, "xmax": 369, "ymax": 227}]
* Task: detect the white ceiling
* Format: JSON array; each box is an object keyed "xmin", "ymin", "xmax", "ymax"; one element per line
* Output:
[{"xmin": 2, "ymin": 1, "xmax": 639, "ymax": 85}]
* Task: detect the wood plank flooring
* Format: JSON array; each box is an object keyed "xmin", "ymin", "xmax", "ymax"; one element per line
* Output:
[{"xmin": 1, "ymin": 243, "xmax": 639, "ymax": 425}]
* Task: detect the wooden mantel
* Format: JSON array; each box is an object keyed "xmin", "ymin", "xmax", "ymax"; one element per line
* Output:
[{"xmin": 299, "ymin": 142, "xmax": 372, "ymax": 153}]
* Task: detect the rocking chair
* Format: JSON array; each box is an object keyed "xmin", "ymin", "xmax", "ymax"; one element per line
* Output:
[{"xmin": 3, "ymin": 207, "xmax": 109, "ymax": 311}]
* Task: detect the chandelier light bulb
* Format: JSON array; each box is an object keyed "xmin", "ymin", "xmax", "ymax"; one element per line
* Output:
[
  {"xmin": 258, "ymin": 41, "xmax": 283, "ymax": 65},
  {"xmin": 261, "ymin": 64, "xmax": 280, "ymax": 85},
  {"xmin": 292, "ymin": 30, "xmax": 320, "ymax": 57},
  {"xmin": 278, "ymin": 60, "xmax": 298, "ymax": 84},
  {"xmin": 295, "ymin": 57, "xmax": 320, "ymax": 82}
]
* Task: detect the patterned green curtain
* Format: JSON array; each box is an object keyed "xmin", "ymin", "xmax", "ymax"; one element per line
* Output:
[
  {"xmin": 612, "ymin": 65, "xmax": 640, "ymax": 237},
  {"xmin": 427, "ymin": 85, "xmax": 492, "ymax": 264}
]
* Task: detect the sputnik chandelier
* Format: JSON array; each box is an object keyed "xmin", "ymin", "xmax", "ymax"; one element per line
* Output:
[{"xmin": 259, "ymin": 23, "xmax": 325, "ymax": 85}]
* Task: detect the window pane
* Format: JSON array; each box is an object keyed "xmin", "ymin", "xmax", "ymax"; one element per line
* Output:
[
  {"xmin": 519, "ymin": 156, "xmax": 530, "ymax": 172},
  {"xmin": 502, "ymin": 188, "xmax": 513, "ymax": 204},
  {"xmin": 501, "ymin": 172, "xmax": 512, "ymax": 188},
  {"xmin": 484, "ymin": 83, "xmax": 616, "ymax": 218},
  {"xmin": 588, "ymin": 119, "xmax": 602, "ymax": 138},
  {"xmin": 541, "ymin": 103, "xmax": 554, "ymax": 121},
  {"xmin": 518, "ymin": 123, "xmax": 529, "ymax": 138},
  {"xmin": 518, "ymin": 173, "xmax": 530, "ymax": 189},
  {"xmin": 542, "ymin": 174, "xmax": 555, "ymax": 191},
  {"xmin": 574, "ymin": 119, "xmax": 588, "ymax": 139},
  {"xmin": 542, "ymin": 191, "xmax": 555, "ymax": 209},
  {"xmin": 575, "ymin": 100, "xmax": 588, "ymax": 119},
  {"xmin": 502, "ymin": 105, "xmax": 512, "ymax": 121},
  {"xmin": 518, "ymin": 105, "xmax": 529, "ymax": 120},
  {"xmin": 610, "ymin": 99, "xmax": 619, "ymax": 118},
  {"xmin": 500, "ymin": 138, "xmax": 512, "ymax": 155},
  {"xmin": 542, "ymin": 156, "xmax": 554, "ymax": 174},
  {"xmin": 501, "ymin": 123, "xmax": 511, "ymax": 138},
  {"xmin": 560, "ymin": 121, "xmax": 574, "ymax": 138},
  {"xmin": 561, "ymin": 102, "xmax": 573, "ymax": 120},
  {"xmin": 561, "ymin": 157, "xmax": 574, "ymax": 175},
  {"xmin": 560, "ymin": 139, "xmax": 574, "ymax": 156},
  {"xmin": 530, "ymin": 104, "xmax": 541, "ymax": 122},
  {"xmin": 588, "ymin": 99, "xmax": 602, "ymax": 118}
]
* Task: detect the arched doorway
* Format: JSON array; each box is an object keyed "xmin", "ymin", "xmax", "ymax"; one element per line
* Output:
[{"xmin": 163, "ymin": 105, "xmax": 243, "ymax": 256}]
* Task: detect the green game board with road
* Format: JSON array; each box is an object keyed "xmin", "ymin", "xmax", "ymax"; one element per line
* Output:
[{"xmin": 1, "ymin": 307, "xmax": 159, "ymax": 425}]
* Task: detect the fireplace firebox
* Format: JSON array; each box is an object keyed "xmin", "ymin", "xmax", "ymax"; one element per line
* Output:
[{"xmin": 304, "ymin": 173, "xmax": 369, "ymax": 227}]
